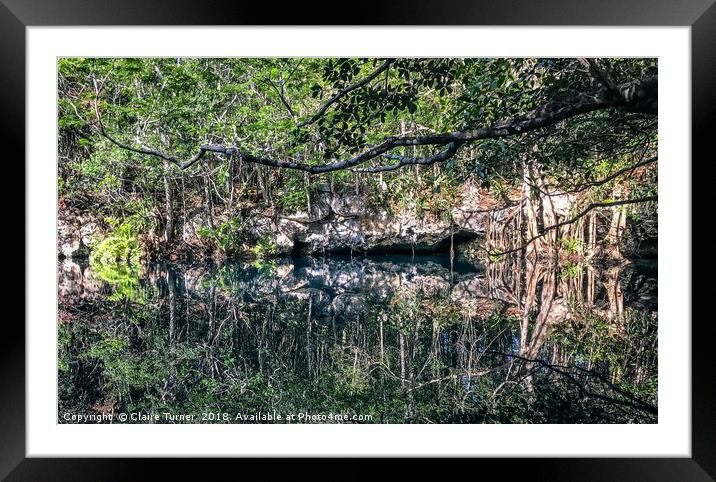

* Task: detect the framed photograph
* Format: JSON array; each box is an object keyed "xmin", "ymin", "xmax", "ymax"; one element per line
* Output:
[{"xmin": 6, "ymin": 0, "xmax": 714, "ymax": 478}]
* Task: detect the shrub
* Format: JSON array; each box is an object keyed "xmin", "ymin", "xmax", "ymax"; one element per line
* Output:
[
  {"xmin": 89, "ymin": 217, "xmax": 140, "ymax": 266},
  {"xmin": 251, "ymin": 234, "xmax": 277, "ymax": 260},
  {"xmin": 197, "ymin": 217, "xmax": 243, "ymax": 256}
]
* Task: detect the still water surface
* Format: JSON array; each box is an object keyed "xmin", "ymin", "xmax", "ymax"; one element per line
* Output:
[{"xmin": 58, "ymin": 254, "xmax": 657, "ymax": 423}]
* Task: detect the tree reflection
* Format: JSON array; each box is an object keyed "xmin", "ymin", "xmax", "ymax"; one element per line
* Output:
[{"xmin": 58, "ymin": 255, "xmax": 657, "ymax": 423}]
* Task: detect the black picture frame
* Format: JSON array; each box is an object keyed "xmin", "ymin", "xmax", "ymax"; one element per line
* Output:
[{"xmin": 4, "ymin": 1, "xmax": 714, "ymax": 479}]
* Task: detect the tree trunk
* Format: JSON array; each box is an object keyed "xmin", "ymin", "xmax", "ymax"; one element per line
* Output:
[
  {"xmin": 162, "ymin": 170, "xmax": 174, "ymax": 242},
  {"xmin": 167, "ymin": 267, "xmax": 176, "ymax": 341},
  {"xmin": 203, "ymin": 161, "xmax": 214, "ymax": 230},
  {"xmin": 522, "ymin": 163, "xmax": 542, "ymax": 258},
  {"xmin": 606, "ymin": 204, "xmax": 627, "ymax": 257}
]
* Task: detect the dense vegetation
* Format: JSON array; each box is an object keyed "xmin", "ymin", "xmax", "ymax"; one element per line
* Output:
[
  {"xmin": 58, "ymin": 57, "xmax": 657, "ymax": 262},
  {"xmin": 58, "ymin": 57, "xmax": 659, "ymax": 424}
]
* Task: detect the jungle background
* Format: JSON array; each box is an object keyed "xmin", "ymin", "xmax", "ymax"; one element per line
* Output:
[{"xmin": 57, "ymin": 58, "xmax": 658, "ymax": 423}]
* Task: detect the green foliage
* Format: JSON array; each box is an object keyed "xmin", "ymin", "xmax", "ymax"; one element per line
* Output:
[
  {"xmin": 559, "ymin": 262, "xmax": 581, "ymax": 280},
  {"xmin": 559, "ymin": 237, "xmax": 581, "ymax": 254},
  {"xmin": 552, "ymin": 307, "xmax": 657, "ymax": 391},
  {"xmin": 250, "ymin": 234, "xmax": 277, "ymax": 260},
  {"xmin": 275, "ymin": 175, "xmax": 309, "ymax": 212},
  {"xmin": 89, "ymin": 217, "xmax": 140, "ymax": 266},
  {"xmin": 487, "ymin": 249, "xmax": 502, "ymax": 262},
  {"xmin": 59, "ymin": 258, "xmax": 657, "ymax": 424},
  {"xmin": 57, "ymin": 56, "xmax": 658, "ymax": 424},
  {"xmin": 88, "ymin": 216, "xmax": 144, "ymax": 301},
  {"xmin": 197, "ymin": 217, "xmax": 243, "ymax": 256},
  {"xmin": 58, "ymin": 57, "xmax": 656, "ymax": 269},
  {"xmin": 94, "ymin": 261, "xmax": 143, "ymax": 302}
]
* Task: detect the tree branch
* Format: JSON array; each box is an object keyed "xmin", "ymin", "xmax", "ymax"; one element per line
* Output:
[
  {"xmin": 95, "ymin": 72, "xmax": 657, "ymax": 175},
  {"xmin": 487, "ymin": 350, "xmax": 657, "ymax": 415},
  {"xmin": 296, "ymin": 59, "xmax": 396, "ymax": 128},
  {"xmin": 579, "ymin": 58, "xmax": 617, "ymax": 91},
  {"xmin": 532, "ymin": 156, "xmax": 658, "ymax": 197},
  {"xmin": 97, "ymin": 95, "xmax": 607, "ymax": 174},
  {"xmin": 579, "ymin": 58, "xmax": 657, "ymax": 114},
  {"xmin": 263, "ymin": 77, "xmax": 296, "ymax": 119},
  {"xmin": 352, "ymin": 141, "xmax": 463, "ymax": 173}
]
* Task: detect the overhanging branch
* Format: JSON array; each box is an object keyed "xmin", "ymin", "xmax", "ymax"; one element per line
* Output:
[
  {"xmin": 94, "ymin": 72, "xmax": 657, "ymax": 175},
  {"xmin": 352, "ymin": 141, "xmax": 464, "ymax": 173}
]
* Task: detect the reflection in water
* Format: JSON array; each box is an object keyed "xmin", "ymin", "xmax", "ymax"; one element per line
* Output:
[{"xmin": 58, "ymin": 254, "xmax": 657, "ymax": 423}]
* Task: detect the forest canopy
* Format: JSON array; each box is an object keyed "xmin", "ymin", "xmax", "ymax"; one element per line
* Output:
[{"xmin": 58, "ymin": 57, "xmax": 657, "ymax": 261}]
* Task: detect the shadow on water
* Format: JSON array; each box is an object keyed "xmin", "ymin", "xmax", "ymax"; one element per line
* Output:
[{"xmin": 58, "ymin": 254, "xmax": 658, "ymax": 424}]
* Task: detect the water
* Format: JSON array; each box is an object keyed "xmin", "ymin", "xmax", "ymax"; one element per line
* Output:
[{"xmin": 58, "ymin": 255, "xmax": 657, "ymax": 424}]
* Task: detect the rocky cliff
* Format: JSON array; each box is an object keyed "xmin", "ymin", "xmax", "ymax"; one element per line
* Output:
[{"xmin": 58, "ymin": 182, "xmax": 656, "ymax": 261}]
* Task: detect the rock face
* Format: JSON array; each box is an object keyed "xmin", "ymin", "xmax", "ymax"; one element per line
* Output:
[
  {"xmin": 145, "ymin": 256, "xmax": 498, "ymax": 324},
  {"xmin": 620, "ymin": 213, "xmax": 658, "ymax": 259},
  {"xmin": 58, "ymin": 183, "xmax": 655, "ymax": 261},
  {"xmin": 57, "ymin": 192, "xmax": 501, "ymax": 261},
  {"xmin": 58, "ymin": 207, "xmax": 103, "ymax": 259},
  {"xmin": 58, "ymin": 259, "xmax": 104, "ymax": 299},
  {"xmin": 69, "ymin": 256, "xmax": 656, "ymax": 329},
  {"xmin": 246, "ymin": 185, "xmax": 498, "ymax": 256}
]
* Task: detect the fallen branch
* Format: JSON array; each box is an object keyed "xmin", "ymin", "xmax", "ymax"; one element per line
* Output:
[
  {"xmin": 487, "ymin": 350, "xmax": 657, "ymax": 415},
  {"xmin": 526, "ymin": 156, "xmax": 657, "ymax": 197}
]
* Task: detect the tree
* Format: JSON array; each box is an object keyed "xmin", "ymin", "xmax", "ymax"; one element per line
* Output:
[
  {"xmin": 58, "ymin": 57, "xmax": 657, "ymax": 257},
  {"xmin": 91, "ymin": 58, "xmax": 657, "ymax": 174}
]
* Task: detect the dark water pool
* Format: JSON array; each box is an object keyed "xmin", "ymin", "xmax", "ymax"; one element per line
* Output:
[{"xmin": 58, "ymin": 255, "xmax": 657, "ymax": 424}]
